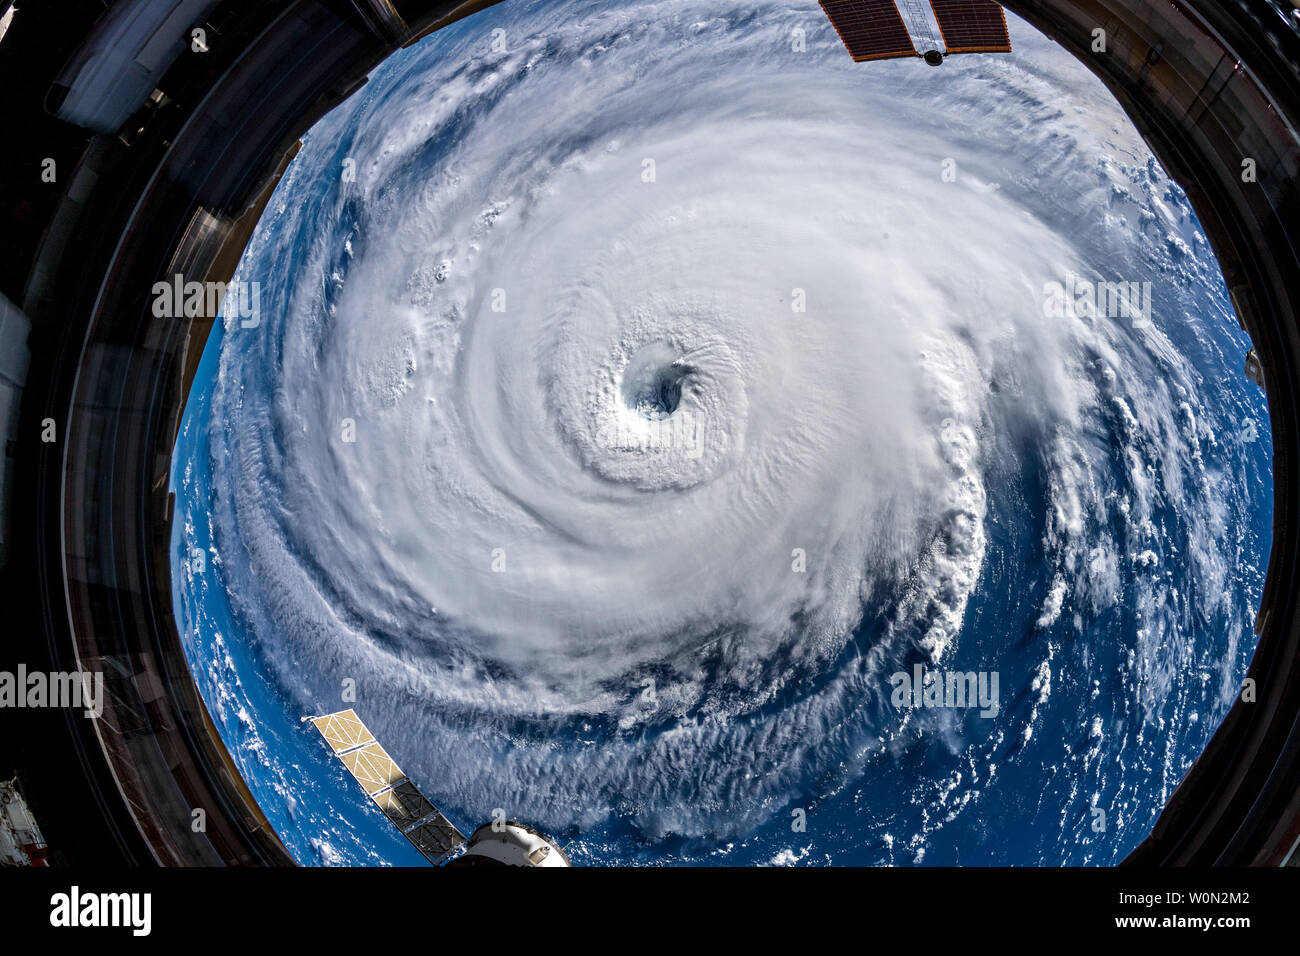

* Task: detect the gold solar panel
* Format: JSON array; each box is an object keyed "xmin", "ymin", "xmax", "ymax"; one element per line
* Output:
[
  {"xmin": 310, "ymin": 709, "xmax": 376, "ymax": 754},
  {"xmin": 929, "ymin": 0, "xmax": 1012, "ymax": 54},
  {"xmin": 820, "ymin": 0, "xmax": 919, "ymax": 62},
  {"xmin": 308, "ymin": 709, "xmax": 467, "ymax": 863},
  {"xmin": 342, "ymin": 742, "xmax": 406, "ymax": 795}
]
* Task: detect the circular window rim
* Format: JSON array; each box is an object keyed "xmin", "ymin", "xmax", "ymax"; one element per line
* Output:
[{"xmin": 22, "ymin": 0, "xmax": 1300, "ymax": 866}]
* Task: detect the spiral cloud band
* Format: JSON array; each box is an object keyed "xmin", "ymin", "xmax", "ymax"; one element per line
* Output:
[{"xmin": 173, "ymin": 0, "xmax": 1271, "ymax": 864}]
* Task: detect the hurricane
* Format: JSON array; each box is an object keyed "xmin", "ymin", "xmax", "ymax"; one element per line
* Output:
[{"xmin": 171, "ymin": 0, "xmax": 1273, "ymax": 865}]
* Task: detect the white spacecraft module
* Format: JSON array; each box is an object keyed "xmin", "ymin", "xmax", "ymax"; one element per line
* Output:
[
  {"xmin": 308, "ymin": 709, "xmax": 571, "ymax": 867},
  {"xmin": 0, "ymin": 776, "xmax": 49, "ymax": 866}
]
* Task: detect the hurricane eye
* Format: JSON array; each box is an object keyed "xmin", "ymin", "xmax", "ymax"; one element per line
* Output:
[{"xmin": 620, "ymin": 343, "xmax": 692, "ymax": 421}]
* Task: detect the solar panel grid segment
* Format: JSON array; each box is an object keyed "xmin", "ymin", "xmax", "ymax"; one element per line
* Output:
[
  {"xmin": 407, "ymin": 817, "xmax": 466, "ymax": 862},
  {"xmin": 342, "ymin": 742, "xmax": 405, "ymax": 794},
  {"xmin": 311, "ymin": 709, "xmax": 375, "ymax": 753},
  {"xmin": 819, "ymin": 0, "xmax": 919, "ymax": 62},
  {"xmin": 373, "ymin": 781, "xmax": 436, "ymax": 828},
  {"xmin": 929, "ymin": 0, "xmax": 1012, "ymax": 53},
  {"xmin": 309, "ymin": 709, "xmax": 467, "ymax": 863}
]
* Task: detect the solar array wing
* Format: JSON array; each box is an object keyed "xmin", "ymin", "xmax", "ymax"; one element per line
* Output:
[
  {"xmin": 929, "ymin": 0, "xmax": 1012, "ymax": 54},
  {"xmin": 341, "ymin": 742, "xmax": 405, "ymax": 793},
  {"xmin": 373, "ymin": 781, "xmax": 436, "ymax": 829},
  {"xmin": 311, "ymin": 709, "xmax": 375, "ymax": 753},
  {"xmin": 309, "ymin": 709, "xmax": 466, "ymax": 864},
  {"xmin": 407, "ymin": 817, "xmax": 470, "ymax": 859},
  {"xmin": 819, "ymin": 0, "xmax": 920, "ymax": 62}
]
